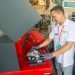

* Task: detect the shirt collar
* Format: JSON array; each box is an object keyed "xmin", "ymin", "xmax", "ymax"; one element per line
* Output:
[
  {"xmin": 57, "ymin": 19, "xmax": 69, "ymax": 27},
  {"xmin": 63, "ymin": 19, "xmax": 70, "ymax": 26}
]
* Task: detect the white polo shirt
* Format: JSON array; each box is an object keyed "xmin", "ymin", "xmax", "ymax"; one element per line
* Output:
[{"xmin": 49, "ymin": 19, "xmax": 75, "ymax": 67}]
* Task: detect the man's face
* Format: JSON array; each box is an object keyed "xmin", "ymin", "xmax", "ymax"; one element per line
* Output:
[{"xmin": 51, "ymin": 11, "xmax": 63, "ymax": 24}]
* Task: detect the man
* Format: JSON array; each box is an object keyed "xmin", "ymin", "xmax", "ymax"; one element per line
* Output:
[{"xmin": 34, "ymin": 6, "xmax": 75, "ymax": 75}]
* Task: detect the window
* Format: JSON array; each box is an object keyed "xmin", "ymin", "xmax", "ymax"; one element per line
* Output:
[
  {"xmin": 52, "ymin": 0, "xmax": 63, "ymax": 6},
  {"xmin": 71, "ymin": 12, "xmax": 75, "ymax": 22}
]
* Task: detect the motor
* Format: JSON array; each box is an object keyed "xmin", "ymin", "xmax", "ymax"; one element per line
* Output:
[{"xmin": 26, "ymin": 47, "xmax": 44, "ymax": 65}]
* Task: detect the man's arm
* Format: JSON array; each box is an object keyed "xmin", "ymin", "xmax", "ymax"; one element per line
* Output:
[
  {"xmin": 38, "ymin": 38, "xmax": 52, "ymax": 48},
  {"xmin": 38, "ymin": 25, "xmax": 55, "ymax": 48},
  {"xmin": 52, "ymin": 41, "xmax": 74, "ymax": 57}
]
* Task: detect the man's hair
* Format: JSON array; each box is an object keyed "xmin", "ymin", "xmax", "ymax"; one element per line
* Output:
[{"xmin": 50, "ymin": 6, "xmax": 64, "ymax": 14}]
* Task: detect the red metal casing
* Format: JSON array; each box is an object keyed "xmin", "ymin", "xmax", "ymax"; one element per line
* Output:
[{"xmin": 0, "ymin": 30, "xmax": 53, "ymax": 75}]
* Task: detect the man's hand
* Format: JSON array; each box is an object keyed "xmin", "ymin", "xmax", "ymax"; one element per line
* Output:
[{"xmin": 40, "ymin": 53, "xmax": 53, "ymax": 60}]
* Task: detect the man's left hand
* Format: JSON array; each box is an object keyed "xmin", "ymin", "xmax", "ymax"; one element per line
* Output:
[{"xmin": 40, "ymin": 53, "xmax": 53, "ymax": 60}]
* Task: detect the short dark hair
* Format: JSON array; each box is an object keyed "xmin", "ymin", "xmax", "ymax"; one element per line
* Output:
[{"xmin": 50, "ymin": 6, "xmax": 64, "ymax": 14}]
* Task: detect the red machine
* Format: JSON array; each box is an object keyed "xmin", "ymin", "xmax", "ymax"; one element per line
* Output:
[
  {"xmin": 0, "ymin": 30, "xmax": 53, "ymax": 75},
  {"xmin": 15, "ymin": 29, "xmax": 48, "ymax": 69},
  {"xmin": 15, "ymin": 30, "xmax": 53, "ymax": 75}
]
